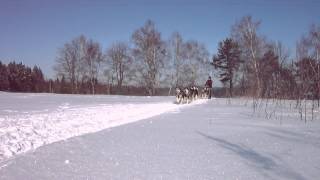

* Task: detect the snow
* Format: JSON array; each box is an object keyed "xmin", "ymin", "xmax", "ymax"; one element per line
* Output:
[
  {"xmin": 0, "ymin": 92, "xmax": 206, "ymax": 162},
  {"xmin": 0, "ymin": 92, "xmax": 320, "ymax": 179}
]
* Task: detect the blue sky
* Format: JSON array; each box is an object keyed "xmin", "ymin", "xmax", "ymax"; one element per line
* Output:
[{"xmin": 0, "ymin": 0, "xmax": 319, "ymax": 78}]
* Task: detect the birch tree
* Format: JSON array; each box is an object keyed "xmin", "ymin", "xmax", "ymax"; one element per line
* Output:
[
  {"xmin": 54, "ymin": 35, "xmax": 103, "ymax": 94},
  {"xmin": 83, "ymin": 39, "xmax": 103, "ymax": 94},
  {"xmin": 297, "ymin": 24, "xmax": 320, "ymax": 105},
  {"xmin": 181, "ymin": 40, "xmax": 210, "ymax": 87},
  {"xmin": 231, "ymin": 16, "xmax": 266, "ymax": 97},
  {"xmin": 54, "ymin": 35, "xmax": 87, "ymax": 93},
  {"xmin": 163, "ymin": 32, "xmax": 184, "ymax": 94},
  {"xmin": 106, "ymin": 42, "xmax": 132, "ymax": 89},
  {"xmin": 132, "ymin": 20, "xmax": 166, "ymax": 95}
]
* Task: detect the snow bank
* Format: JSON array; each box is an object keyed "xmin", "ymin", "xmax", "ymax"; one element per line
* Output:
[{"xmin": 0, "ymin": 94, "xmax": 207, "ymax": 162}]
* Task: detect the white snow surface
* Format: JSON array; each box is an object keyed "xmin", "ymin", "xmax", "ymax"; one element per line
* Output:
[
  {"xmin": 0, "ymin": 92, "xmax": 320, "ymax": 180},
  {"xmin": 0, "ymin": 92, "xmax": 206, "ymax": 161}
]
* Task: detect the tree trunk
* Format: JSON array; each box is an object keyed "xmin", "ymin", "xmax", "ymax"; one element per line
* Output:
[
  {"xmin": 91, "ymin": 78, "xmax": 95, "ymax": 95},
  {"xmin": 229, "ymin": 78, "xmax": 233, "ymax": 97}
]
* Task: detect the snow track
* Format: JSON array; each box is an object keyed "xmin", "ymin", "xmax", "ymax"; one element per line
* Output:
[{"xmin": 0, "ymin": 93, "xmax": 207, "ymax": 162}]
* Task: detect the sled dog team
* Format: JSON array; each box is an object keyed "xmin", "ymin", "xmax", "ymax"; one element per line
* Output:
[
  {"xmin": 175, "ymin": 86, "xmax": 198, "ymax": 104},
  {"xmin": 175, "ymin": 76, "xmax": 213, "ymax": 104}
]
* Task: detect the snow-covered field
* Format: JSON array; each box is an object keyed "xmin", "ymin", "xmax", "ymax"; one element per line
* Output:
[
  {"xmin": 0, "ymin": 92, "xmax": 320, "ymax": 179},
  {"xmin": 0, "ymin": 92, "xmax": 206, "ymax": 162}
]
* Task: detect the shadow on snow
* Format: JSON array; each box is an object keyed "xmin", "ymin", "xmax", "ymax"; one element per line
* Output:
[{"xmin": 196, "ymin": 131, "xmax": 307, "ymax": 180}]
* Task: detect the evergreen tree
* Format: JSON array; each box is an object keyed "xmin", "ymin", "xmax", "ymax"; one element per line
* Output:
[
  {"xmin": 0, "ymin": 61, "xmax": 9, "ymax": 91},
  {"xmin": 7, "ymin": 62, "xmax": 20, "ymax": 91},
  {"xmin": 32, "ymin": 65, "xmax": 45, "ymax": 92},
  {"xmin": 212, "ymin": 38, "xmax": 242, "ymax": 97},
  {"xmin": 259, "ymin": 50, "xmax": 280, "ymax": 98},
  {"xmin": 22, "ymin": 66, "xmax": 33, "ymax": 92}
]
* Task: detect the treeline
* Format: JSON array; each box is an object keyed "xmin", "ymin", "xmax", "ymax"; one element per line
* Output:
[
  {"xmin": 212, "ymin": 16, "xmax": 320, "ymax": 103},
  {"xmin": 54, "ymin": 20, "xmax": 211, "ymax": 96},
  {"xmin": 1, "ymin": 17, "xmax": 319, "ymax": 99},
  {"xmin": 54, "ymin": 17, "xmax": 319, "ymax": 99},
  {"xmin": 0, "ymin": 61, "xmax": 184, "ymax": 95},
  {"xmin": 0, "ymin": 61, "xmax": 46, "ymax": 92}
]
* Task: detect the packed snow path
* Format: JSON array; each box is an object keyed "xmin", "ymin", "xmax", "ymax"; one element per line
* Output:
[{"xmin": 0, "ymin": 94, "xmax": 320, "ymax": 179}]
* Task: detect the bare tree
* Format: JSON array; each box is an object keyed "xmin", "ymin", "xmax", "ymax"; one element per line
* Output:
[
  {"xmin": 298, "ymin": 24, "xmax": 320, "ymax": 105},
  {"xmin": 54, "ymin": 35, "xmax": 87, "ymax": 93},
  {"xmin": 103, "ymin": 67, "xmax": 115, "ymax": 94},
  {"xmin": 83, "ymin": 39, "xmax": 103, "ymax": 94},
  {"xmin": 163, "ymin": 32, "xmax": 184, "ymax": 95},
  {"xmin": 231, "ymin": 16, "xmax": 266, "ymax": 97},
  {"xmin": 162, "ymin": 33, "xmax": 210, "ymax": 95},
  {"xmin": 272, "ymin": 41, "xmax": 290, "ymax": 67},
  {"xmin": 270, "ymin": 41, "xmax": 293, "ymax": 99},
  {"xmin": 181, "ymin": 40, "xmax": 210, "ymax": 87},
  {"xmin": 54, "ymin": 35, "xmax": 103, "ymax": 94},
  {"xmin": 132, "ymin": 20, "xmax": 166, "ymax": 95},
  {"xmin": 106, "ymin": 42, "xmax": 132, "ymax": 89}
]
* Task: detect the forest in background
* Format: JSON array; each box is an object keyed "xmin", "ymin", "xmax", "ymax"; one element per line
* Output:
[{"xmin": 0, "ymin": 16, "xmax": 319, "ymax": 101}]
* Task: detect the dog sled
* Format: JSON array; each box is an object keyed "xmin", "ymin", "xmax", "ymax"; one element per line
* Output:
[{"xmin": 175, "ymin": 86, "xmax": 211, "ymax": 104}]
